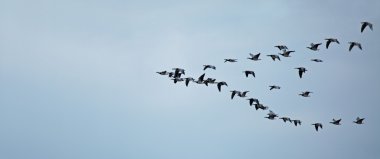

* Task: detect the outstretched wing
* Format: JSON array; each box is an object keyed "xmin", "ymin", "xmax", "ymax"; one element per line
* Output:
[{"xmin": 326, "ymin": 40, "xmax": 331, "ymax": 49}]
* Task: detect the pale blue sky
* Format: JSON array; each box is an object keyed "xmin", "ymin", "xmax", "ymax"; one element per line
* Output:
[{"xmin": 1, "ymin": 0, "xmax": 380, "ymax": 159}]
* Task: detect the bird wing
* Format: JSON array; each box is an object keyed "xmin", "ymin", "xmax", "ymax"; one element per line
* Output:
[
  {"xmin": 249, "ymin": 99, "xmax": 253, "ymax": 106},
  {"xmin": 245, "ymin": 71, "xmax": 249, "ymax": 77},
  {"xmin": 217, "ymin": 83, "xmax": 222, "ymax": 92},
  {"xmin": 254, "ymin": 53, "xmax": 260, "ymax": 58},
  {"xmin": 314, "ymin": 124, "xmax": 319, "ymax": 131},
  {"xmin": 349, "ymin": 43, "xmax": 354, "ymax": 51},
  {"xmin": 358, "ymin": 44, "xmax": 362, "ymax": 50},
  {"xmin": 326, "ymin": 40, "xmax": 331, "ymax": 49},
  {"xmin": 368, "ymin": 23, "xmax": 373, "ymax": 30},
  {"xmin": 361, "ymin": 23, "xmax": 367, "ymax": 32},
  {"xmin": 198, "ymin": 73, "xmax": 205, "ymax": 81},
  {"xmin": 231, "ymin": 91, "xmax": 236, "ymax": 99},
  {"xmin": 298, "ymin": 70, "xmax": 303, "ymax": 78}
]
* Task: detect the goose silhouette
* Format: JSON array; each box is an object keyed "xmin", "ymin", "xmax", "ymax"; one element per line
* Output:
[
  {"xmin": 361, "ymin": 21, "xmax": 373, "ymax": 33},
  {"xmin": 325, "ymin": 38, "xmax": 340, "ymax": 49}
]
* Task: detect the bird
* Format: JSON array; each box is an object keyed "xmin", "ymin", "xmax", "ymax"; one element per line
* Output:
[
  {"xmin": 354, "ymin": 117, "xmax": 365, "ymax": 124},
  {"xmin": 194, "ymin": 73, "xmax": 206, "ymax": 84},
  {"xmin": 156, "ymin": 71, "xmax": 169, "ymax": 75},
  {"xmin": 238, "ymin": 91, "xmax": 249, "ymax": 98},
  {"xmin": 269, "ymin": 85, "xmax": 280, "ymax": 90},
  {"xmin": 217, "ymin": 81, "xmax": 228, "ymax": 92},
  {"xmin": 307, "ymin": 43, "xmax": 322, "ymax": 51},
  {"xmin": 224, "ymin": 59, "xmax": 238, "ymax": 63},
  {"xmin": 243, "ymin": 70, "xmax": 255, "ymax": 78},
  {"xmin": 292, "ymin": 120, "xmax": 302, "ymax": 126},
  {"xmin": 247, "ymin": 53, "xmax": 261, "ymax": 61},
  {"xmin": 325, "ymin": 38, "xmax": 340, "ymax": 49},
  {"xmin": 184, "ymin": 77, "xmax": 194, "ymax": 87},
  {"xmin": 330, "ymin": 118, "xmax": 342, "ymax": 125},
  {"xmin": 254, "ymin": 103, "xmax": 268, "ymax": 110},
  {"xmin": 247, "ymin": 98, "xmax": 259, "ymax": 106},
  {"xmin": 172, "ymin": 68, "xmax": 185, "ymax": 78},
  {"xmin": 274, "ymin": 45, "xmax": 288, "ymax": 50},
  {"xmin": 295, "ymin": 67, "xmax": 307, "ymax": 78},
  {"xmin": 279, "ymin": 50, "xmax": 295, "ymax": 57},
  {"xmin": 203, "ymin": 78, "xmax": 216, "ymax": 86},
  {"xmin": 348, "ymin": 42, "xmax": 362, "ymax": 51},
  {"xmin": 230, "ymin": 90, "xmax": 241, "ymax": 99},
  {"xmin": 361, "ymin": 21, "xmax": 373, "ymax": 33},
  {"xmin": 267, "ymin": 54, "xmax": 281, "ymax": 61},
  {"xmin": 203, "ymin": 65, "xmax": 216, "ymax": 70},
  {"xmin": 312, "ymin": 123, "xmax": 323, "ymax": 131},
  {"xmin": 279, "ymin": 117, "xmax": 292, "ymax": 123},
  {"xmin": 311, "ymin": 59, "xmax": 323, "ymax": 62},
  {"xmin": 299, "ymin": 91, "xmax": 312, "ymax": 97},
  {"xmin": 265, "ymin": 110, "xmax": 278, "ymax": 120}
]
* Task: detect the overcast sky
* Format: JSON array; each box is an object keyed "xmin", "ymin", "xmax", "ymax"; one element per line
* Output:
[{"xmin": 1, "ymin": 0, "xmax": 380, "ymax": 159}]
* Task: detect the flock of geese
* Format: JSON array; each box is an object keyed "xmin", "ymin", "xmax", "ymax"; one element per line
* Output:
[{"xmin": 157, "ymin": 21, "xmax": 372, "ymax": 132}]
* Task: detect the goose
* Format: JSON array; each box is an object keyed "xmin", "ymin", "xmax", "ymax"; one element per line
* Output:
[
  {"xmin": 172, "ymin": 68, "xmax": 185, "ymax": 78},
  {"xmin": 156, "ymin": 71, "xmax": 169, "ymax": 75},
  {"xmin": 325, "ymin": 38, "xmax": 340, "ymax": 49},
  {"xmin": 184, "ymin": 77, "xmax": 194, "ymax": 87},
  {"xmin": 203, "ymin": 78, "xmax": 216, "ymax": 86},
  {"xmin": 265, "ymin": 110, "xmax": 278, "ymax": 120},
  {"xmin": 194, "ymin": 73, "xmax": 206, "ymax": 84},
  {"xmin": 279, "ymin": 50, "xmax": 295, "ymax": 57},
  {"xmin": 311, "ymin": 59, "xmax": 323, "ymax": 62},
  {"xmin": 354, "ymin": 117, "xmax": 365, "ymax": 124},
  {"xmin": 247, "ymin": 53, "xmax": 261, "ymax": 61},
  {"xmin": 244, "ymin": 70, "xmax": 255, "ymax": 78},
  {"xmin": 292, "ymin": 120, "xmax": 302, "ymax": 126},
  {"xmin": 247, "ymin": 98, "xmax": 259, "ymax": 106},
  {"xmin": 267, "ymin": 54, "xmax": 281, "ymax": 61},
  {"xmin": 307, "ymin": 43, "xmax": 322, "ymax": 51},
  {"xmin": 348, "ymin": 42, "xmax": 362, "ymax": 51},
  {"xmin": 274, "ymin": 45, "xmax": 288, "ymax": 50},
  {"xmin": 361, "ymin": 21, "xmax": 373, "ymax": 33},
  {"xmin": 230, "ymin": 90, "xmax": 241, "ymax": 99},
  {"xmin": 312, "ymin": 123, "xmax": 323, "ymax": 131},
  {"xmin": 203, "ymin": 65, "xmax": 216, "ymax": 70},
  {"xmin": 269, "ymin": 85, "xmax": 280, "ymax": 90},
  {"xmin": 295, "ymin": 67, "xmax": 307, "ymax": 78},
  {"xmin": 299, "ymin": 91, "xmax": 312, "ymax": 97},
  {"xmin": 330, "ymin": 118, "xmax": 341, "ymax": 125},
  {"xmin": 217, "ymin": 81, "xmax": 228, "ymax": 92},
  {"xmin": 254, "ymin": 103, "xmax": 268, "ymax": 110},
  {"xmin": 224, "ymin": 59, "xmax": 238, "ymax": 63},
  {"xmin": 279, "ymin": 117, "xmax": 292, "ymax": 123},
  {"xmin": 238, "ymin": 91, "xmax": 249, "ymax": 97}
]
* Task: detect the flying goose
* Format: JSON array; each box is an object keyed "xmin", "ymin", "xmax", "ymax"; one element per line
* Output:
[
  {"xmin": 184, "ymin": 77, "xmax": 195, "ymax": 87},
  {"xmin": 307, "ymin": 43, "xmax": 322, "ymax": 51},
  {"xmin": 292, "ymin": 120, "xmax": 302, "ymax": 126},
  {"xmin": 247, "ymin": 53, "xmax": 261, "ymax": 61},
  {"xmin": 156, "ymin": 71, "xmax": 169, "ymax": 75},
  {"xmin": 279, "ymin": 50, "xmax": 295, "ymax": 57},
  {"xmin": 224, "ymin": 59, "xmax": 238, "ymax": 63},
  {"xmin": 269, "ymin": 85, "xmax": 280, "ymax": 90},
  {"xmin": 348, "ymin": 42, "xmax": 362, "ymax": 51},
  {"xmin": 238, "ymin": 91, "xmax": 249, "ymax": 97},
  {"xmin": 254, "ymin": 103, "xmax": 268, "ymax": 110},
  {"xmin": 325, "ymin": 38, "xmax": 340, "ymax": 49},
  {"xmin": 361, "ymin": 21, "xmax": 373, "ymax": 33},
  {"xmin": 274, "ymin": 45, "xmax": 288, "ymax": 50},
  {"xmin": 330, "ymin": 118, "xmax": 342, "ymax": 125},
  {"xmin": 203, "ymin": 65, "xmax": 216, "ymax": 70},
  {"xmin": 279, "ymin": 117, "xmax": 292, "ymax": 123},
  {"xmin": 299, "ymin": 91, "xmax": 312, "ymax": 97},
  {"xmin": 267, "ymin": 54, "xmax": 281, "ymax": 61},
  {"xmin": 247, "ymin": 98, "xmax": 260, "ymax": 106},
  {"xmin": 194, "ymin": 73, "xmax": 206, "ymax": 84},
  {"xmin": 311, "ymin": 59, "xmax": 323, "ymax": 62},
  {"xmin": 295, "ymin": 67, "xmax": 307, "ymax": 78},
  {"xmin": 312, "ymin": 123, "xmax": 323, "ymax": 131},
  {"xmin": 244, "ymin": 70, "xmax": 255, "ymax": 78},
  {"xmin": 354, "ymin": 117, "xmax": 365, "ymax": 124},
  {"xmin": 230, "ymin": 90, "xmax": 241, "ymax": 99},
  {"xmin": 203, "ymin": 78, "xmax": 216, "ymax": 86},
  {"xmin": 265, "ymin": 110, "xmax": 278, "ymax": 120},
  {"xmin": 171, "ymin": 77, "xmax": 184, "ymax": 84},
  {"xmin": 217, "ymin": 81, "xmax": 228, "ymax": 92}
]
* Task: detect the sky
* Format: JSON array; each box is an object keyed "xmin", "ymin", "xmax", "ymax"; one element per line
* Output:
[{"xmin": 1, "ymin": 0, "xmax": 380, "ymax": 159}]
